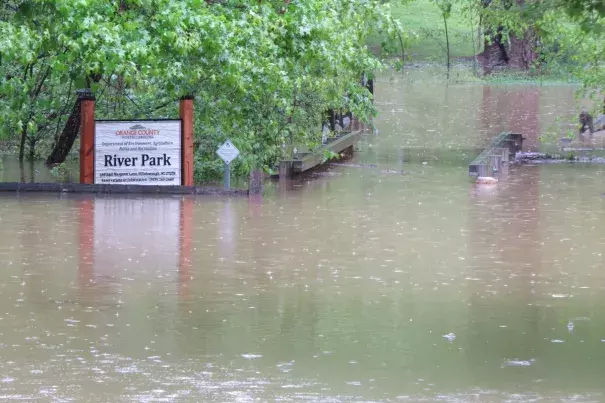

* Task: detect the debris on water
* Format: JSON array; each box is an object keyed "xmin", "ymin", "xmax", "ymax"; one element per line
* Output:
[
  {"xmin": 515, "ymin": 151, "xmax": 605, "ymax": 165},
  {"xmin": 442, "ymin": 333, "xmax": 456, "ymax": 342},
  {"xmin": 241, "ymin": 354, "xmax": 262, "ymax": 359},
  {"xmin": 311, "ymin": 171, "xmax": 342, "ymax": 177},
  {"xmin": 551, "ymin": 339, "xmax": 565, "ymax": 343},
  {"xmin": 327, "ymin": 162, "xmax": 378, "ymax": 168},
  {"xmin": 476, "ymin": 176, "xmax": 498, "ymax": 185},
  {"xmin": 422, "ymin": 161, "xmax": 428, "ymax": 165},
  {"xmin": 567, "ymin": 321, "xmax": 574, "ymax": 332},
  {"xmin": 502, "ymin": 358, "xmax": 535, "ymax": 367},
  {"xmin": 551, "ymin": 294, "xmax": 570, "ymax": 299}
]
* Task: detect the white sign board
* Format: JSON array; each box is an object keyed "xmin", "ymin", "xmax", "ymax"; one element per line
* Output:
[
  {"xmin": 95, "ymin": 120, "xmax": 181, "ymax": 186},
  {"xmin": 216, "ymin": 140, "xmax": 240, "ymax": 165}
]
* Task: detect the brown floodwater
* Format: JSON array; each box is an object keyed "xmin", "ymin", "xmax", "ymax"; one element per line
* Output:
[{"xmin": 1, "ymin": 68, "xmax": 605, "ymax": 402}]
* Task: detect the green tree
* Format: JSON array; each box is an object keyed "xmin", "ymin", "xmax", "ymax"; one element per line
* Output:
[
  {"xmin": 0, "ymin": 0, "xmax": 394, "ymax": 180},
  {"xmin": 431, "ymin": 0, "xmax": 453, "ymax": 75}
]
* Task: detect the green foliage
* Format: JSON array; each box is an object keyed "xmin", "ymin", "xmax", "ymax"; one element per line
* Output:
[
  {"xmin": 0, "ymin": 0, "xmax": 394, "ymax": 180},
  {"xmin": 322, "ymin": 149, "xmax": 340, "ymax": 162},
  {"xmin": 49, "ymin": 162, "xmax": 69, "ymax": 179}
]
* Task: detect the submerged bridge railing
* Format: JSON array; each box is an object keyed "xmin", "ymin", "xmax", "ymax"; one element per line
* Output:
[
  {"xmin": 469, "ymin": 132, "xmax": 523, "ymax": 177},
  {"xmin": 278, "ymin": 130, "xmax": 364, "ymax": 178}
]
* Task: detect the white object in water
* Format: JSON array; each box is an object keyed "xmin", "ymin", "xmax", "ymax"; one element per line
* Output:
[
  {"xmin": 503, "ymin": 359, "xmax": 535, "ymax": 367},
  {"xmin": 442, "ymin": 333, "xmax": 456, "ymax": 342},
  {"xmin": 567, "ymin": 321, "xmax": 574, "ymax": 332},
  {"xmin": 476, "ymin": 176, "xmax": 498, "ymax": 185}
]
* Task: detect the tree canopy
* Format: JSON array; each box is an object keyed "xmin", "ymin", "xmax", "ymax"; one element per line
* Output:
[{"xmin": 0, "ymin": 0, "xmax": 394, "ymax": 179}]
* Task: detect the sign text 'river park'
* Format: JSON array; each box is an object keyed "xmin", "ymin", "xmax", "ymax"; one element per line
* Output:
[{"xmin": 95, "ymin": 120, "xmax": 182, "ymax": 185}]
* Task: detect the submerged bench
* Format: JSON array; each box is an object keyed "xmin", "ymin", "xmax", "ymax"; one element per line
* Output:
[{"xmin": 469, "ymin": 132, "xmax": 523, "ymax": 177}]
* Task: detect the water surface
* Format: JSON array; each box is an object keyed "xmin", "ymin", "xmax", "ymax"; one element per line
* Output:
[{"xmin": 1, "ymin": 69, "xmax": 605, "ymax": 402}]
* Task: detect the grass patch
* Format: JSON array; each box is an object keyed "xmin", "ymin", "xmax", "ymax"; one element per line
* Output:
[{"xmin": 372, "ymin": 0, "xmax": 482, "ymax": 63}]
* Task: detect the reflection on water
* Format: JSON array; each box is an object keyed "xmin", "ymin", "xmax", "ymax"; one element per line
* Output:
[{"xmin": 1, "ymin": 70, "xmax": 605, "ymax": 401}]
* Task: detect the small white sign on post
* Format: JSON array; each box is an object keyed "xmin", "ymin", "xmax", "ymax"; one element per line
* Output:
[
  {"xmin": 217, "ymin": 140, "xmax": 240, "ymax": 190},
  {"xmin": 216, "ymin": 140, "xmax": 240, "ymax": 165}
]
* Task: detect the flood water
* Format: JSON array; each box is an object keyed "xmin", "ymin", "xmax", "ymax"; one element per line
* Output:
[{"xmin": 2, "ymin": 68, "xmax": 605, "ymax": 402}]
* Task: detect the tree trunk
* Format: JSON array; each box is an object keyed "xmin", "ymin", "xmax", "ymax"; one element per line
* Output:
[
  {"xmin": 479, "ymin": 0, "xmax": 539, "ymax": 74},
  {"xmin": 45, "ymin": 98, "xmax": 81, "ymax": 165},
  {"xmin": 479, "ymin": 28, "xmax": 538, "ymax": 74},
  {"xmin": 444, "ymin": 14, "xmax": 451, "ymax": 77},
  {"xmin": 18, "ymin": 126, "xmax": 27, "ymax": 162}
]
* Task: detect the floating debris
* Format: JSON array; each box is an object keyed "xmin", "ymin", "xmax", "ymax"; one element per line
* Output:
[
  {"xmin": 326, "ymin": 162, "xmax": 378, "ymax": 168},
  {"xmin": 442, "ymin": 333, "xmax": 456, "ymax": 342},
  {"xmin": 503, "ymin": 359, "xmax": 535, "ymax": 367},
  {"xmin": 241, "ymin": 354, "xmax": 262, "ymax": 360},
  {"xmin": 476, "ymin": 176, "xmax": 498, "ymax": 185},
  {"xmin": 515, "ymin": 152, "xmax": 605, "ymax": 165}
]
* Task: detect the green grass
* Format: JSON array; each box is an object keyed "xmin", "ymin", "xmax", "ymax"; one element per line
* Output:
[{"xmin": 374, "ymin": 0, "xmax": 482, "ymax": 62}]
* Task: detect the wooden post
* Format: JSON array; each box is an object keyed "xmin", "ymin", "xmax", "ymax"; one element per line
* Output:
[
  {"xmin": 249, "ymin": 170, "xmax": 263, "ymax": 196},
  {"xmin": 179, "ymin": 96, "xmax": 195, "ymax": 187},
  {"xmin": 329, "ymin": 109, "xmax": 336, "ymax": 132},
  {"xmin": 279, "ymin": 160, "xmax": 293, "ymax": 180},
  {"xmin": 79, "ymin": 90, "xmax": 95, "ymax": 184}
]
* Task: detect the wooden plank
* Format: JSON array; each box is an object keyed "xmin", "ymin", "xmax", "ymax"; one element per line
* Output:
[{"xmin": 0, "ymin": 182, "xmax": 248, "ymax": 196}]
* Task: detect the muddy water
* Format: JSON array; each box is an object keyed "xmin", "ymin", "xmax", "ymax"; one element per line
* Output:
[{"xmin": 2, "ymin": 70, "xmax": 605, "ymax": 402}]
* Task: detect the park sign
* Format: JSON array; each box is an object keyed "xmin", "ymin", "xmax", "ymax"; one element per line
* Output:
[{"xmin": 94, "ymin": 120, "xmax": 182, "ymax": 186}]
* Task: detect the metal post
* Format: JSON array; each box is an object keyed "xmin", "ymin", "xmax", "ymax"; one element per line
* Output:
[{"xmin": 224, "ymin": 163, "xmax": 231, "ymax": 190}]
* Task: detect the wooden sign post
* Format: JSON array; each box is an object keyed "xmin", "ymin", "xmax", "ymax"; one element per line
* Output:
[
  {"xmin": 79, "ymin": 90, "xmax": 96, "ymax": 185},
  {"xmin": 179, "ymin": 96, "xmax": 194, "ymax": 187}
]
